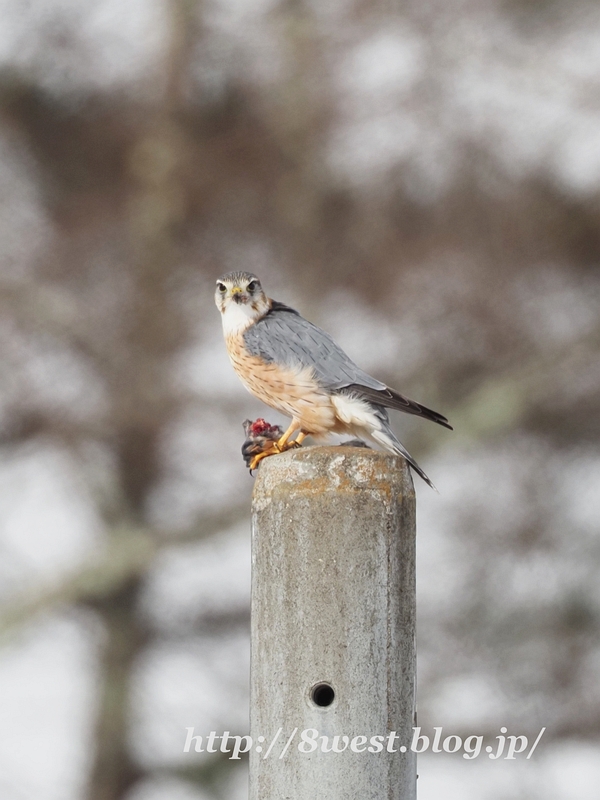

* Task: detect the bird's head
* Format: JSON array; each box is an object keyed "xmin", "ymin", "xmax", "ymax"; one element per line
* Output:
[{"xmin": 215, "ymin": 272, "xmax": 269, "ymax": 334}]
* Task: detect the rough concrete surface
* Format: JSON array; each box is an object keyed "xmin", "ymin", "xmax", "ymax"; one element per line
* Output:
[{"xmin": 250, "ymin": 446, "xmax": 417, "ymax": 800}]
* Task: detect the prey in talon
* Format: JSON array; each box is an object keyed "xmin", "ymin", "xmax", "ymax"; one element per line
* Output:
[
  {"xmin": 215, "ymin": 272, "xmax": 452, "ymax": 488},
  {"xmin": 242, "ymin": 418, "xmax": 286, "ymax": 473}
]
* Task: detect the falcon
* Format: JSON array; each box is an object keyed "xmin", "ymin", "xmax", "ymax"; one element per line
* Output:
[{"xmin": 214, "ymin": 271, "xmax": 452, "ymax": 488}]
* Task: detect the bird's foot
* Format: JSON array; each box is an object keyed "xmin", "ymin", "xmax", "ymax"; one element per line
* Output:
[
  {"xmin": 248, "ymin": 443, "xmax": 283, "ymax": 472},
  {"xmin": 242, "ymin": 418, "xmax": 285, "ymax": 473},
  {"xmin": 248, "ymin": 438, "xmax": 302, "ymax": 472},
  {"xmin": 274, "ymin": 437, "xmax": 301, "ymax": 452},
  {"xmin": 276, "ymin": 429, "xmax": 306, "ymax": 452},
  {"xmin": 242, "ymin": 419, "xmax": 306, "ymax": 474}
]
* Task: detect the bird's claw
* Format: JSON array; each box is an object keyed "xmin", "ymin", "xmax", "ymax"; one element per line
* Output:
[
  {"xmin": 242, "ymin": 418, "xmax": 285, "ymax": 473},
  {"xmin": 242, "ymin": 418, "xmax": 304, "ymax": 474},
  {"xmin": 248, "ymin": 443, "xmax": 283, "ymax": 472}
]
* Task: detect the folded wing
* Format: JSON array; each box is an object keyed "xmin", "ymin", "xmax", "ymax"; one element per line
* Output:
[{"xmin": 244, "ymin": 301, "xmax": 451, "ymax": 429}]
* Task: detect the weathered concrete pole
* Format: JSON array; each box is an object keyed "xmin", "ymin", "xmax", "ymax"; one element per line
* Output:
[{"xmin": 250, "ymin": 446, "xmax": 416, "ymax": 800}]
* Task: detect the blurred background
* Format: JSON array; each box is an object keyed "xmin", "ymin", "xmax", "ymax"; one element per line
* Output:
[{"xmin": 0, "ymin": 0, "xmax": 599, "ymax": 798}]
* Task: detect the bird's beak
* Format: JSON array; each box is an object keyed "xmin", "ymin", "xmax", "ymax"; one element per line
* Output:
[{"xmin": 231, "ymin": 286, "xmax": 246, "ymax": 304}]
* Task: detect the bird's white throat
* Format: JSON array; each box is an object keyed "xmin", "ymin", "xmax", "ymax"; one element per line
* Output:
[{"xmin": 220, "ymin": 299, "xmax": 261, "ymax": 336}]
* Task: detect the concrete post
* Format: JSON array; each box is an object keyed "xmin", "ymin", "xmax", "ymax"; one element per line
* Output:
[{"xmin": 250, "ymin": 446, "xmax": 416, "ymax": 800}]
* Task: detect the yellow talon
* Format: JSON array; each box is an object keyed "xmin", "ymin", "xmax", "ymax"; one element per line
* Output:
[
  {"xmin": 249, "ymin": 443, "xmax": 280, "ymax": 472},
  {"xmin": 248, "ymin": 428, "xmax": 307, "ymax": 473}
]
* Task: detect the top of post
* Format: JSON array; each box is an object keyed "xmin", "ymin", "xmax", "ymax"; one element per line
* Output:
[{"xmin": 251, "ymin": 445, "xmax": 414, "ymax": 510}]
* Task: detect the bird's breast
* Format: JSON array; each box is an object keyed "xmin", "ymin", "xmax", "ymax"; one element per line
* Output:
[{"xmin": 224, "ymin": 330, "xmax": 337, "ymax": 433}]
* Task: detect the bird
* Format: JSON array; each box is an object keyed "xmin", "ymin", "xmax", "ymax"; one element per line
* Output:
[
  {"xmin": 214, "ymin": 271, "xmax": 452, "ymax": 488},
  {"xmin": 241, "ymin": 418, "xmax": 284, "ymax": 471}
]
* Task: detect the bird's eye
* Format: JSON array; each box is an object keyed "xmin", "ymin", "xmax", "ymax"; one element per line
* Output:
[
  {"xmin": 247, "ymin": 280, "xmax": 258, "ymax": 293},
  {"xmin": 217, "ymin": 282, "xmax": 227, "ymax": 293}
]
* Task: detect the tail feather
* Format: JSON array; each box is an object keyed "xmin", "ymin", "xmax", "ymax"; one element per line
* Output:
[
  {"xmin": 331, "ymin": 393, "xmax": 439, "ymax": 490},
  {"xmin": 343, "ymin": 384, "xmax": 452, "ymax": 430},
  {"xmin": 369, "ymin": 416, "xmax": 438, "ymax": 492}
]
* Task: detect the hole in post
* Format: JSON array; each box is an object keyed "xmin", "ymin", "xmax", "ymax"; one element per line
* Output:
[{"xmin": 310, "ymin": 682, "xmax": 335, "ymax": 707}]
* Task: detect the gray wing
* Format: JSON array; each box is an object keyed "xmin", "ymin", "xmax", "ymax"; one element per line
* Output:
[
  {"xmin": 244, "ymin": 301, "xmax": 452, "ymax": 430},
  {"xmin": 243, "ymin": 301, "xmax": 385, "ymax": 392}
]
